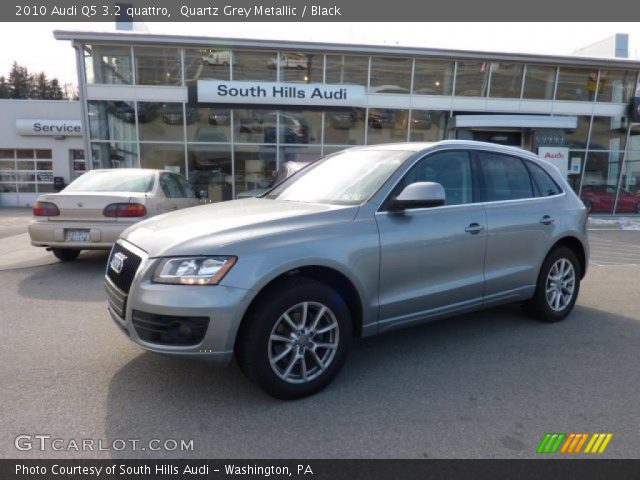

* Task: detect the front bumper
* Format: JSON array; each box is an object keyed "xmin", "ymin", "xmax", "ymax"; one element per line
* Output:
[
  {"xmin": 105, "ymin": 240, "xmax": 251, "ymax": 365},
  {"xmin": 29, "ymin": 219, "xmax": 128, "ymax": 250}
]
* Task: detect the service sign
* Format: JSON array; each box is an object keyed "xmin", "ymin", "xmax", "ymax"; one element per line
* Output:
[
  {"xmin": 539, "ymin": 147, "xmax": 570, "ymax": 178},
  {"xmin": 197, "ymin": 80, "xmax": 366, "ymax": 107},
  {"xmin": 16, "ymin": 119, "xmax": 83, "ymax": 136}
]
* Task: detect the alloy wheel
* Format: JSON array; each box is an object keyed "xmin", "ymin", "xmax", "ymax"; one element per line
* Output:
[
  {"xmin": 268, "ymin": 302, "xmax": 339, "ymax": 384},
  {"xmin": 545, "ymin": 258, "xmax": 576, "ymax": 312}
]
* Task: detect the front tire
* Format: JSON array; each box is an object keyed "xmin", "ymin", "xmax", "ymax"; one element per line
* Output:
[
  {"xmin": 236, "ymin": 278, "xmax": 352, "ymax": 400},
  {"xmin": 524, "ymin": 246, "xmax": 580, "ymax": 322},
  {"xmin": 51, "ymin": 248, "xmax": 80, "ymax": 262}
]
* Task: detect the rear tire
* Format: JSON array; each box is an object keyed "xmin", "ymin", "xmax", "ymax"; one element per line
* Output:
[
  {"xmin": 236, "ymin": 278, "xmax": 352, "ymax": 400},
  {"xmin": 523, "ymin": 246, "xmax": 580, "ymax": 323},
  {"xmin": 51, "ymin": 248, "xmax": 80, "ymax": 262}
]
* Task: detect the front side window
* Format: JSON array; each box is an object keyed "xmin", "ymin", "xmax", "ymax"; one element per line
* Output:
[
  {"xmin": 394, "ymin": 151, "xmax": 473, "ymax": 206},
  {"xmin": 478, "ymin": 152, "xmax": 534, "ymax": 201}
]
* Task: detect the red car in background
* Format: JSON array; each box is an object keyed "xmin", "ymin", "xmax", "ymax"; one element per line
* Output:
[{"xmin": 580, "ymin": 185, "xmax": 640, "ymax": 214}]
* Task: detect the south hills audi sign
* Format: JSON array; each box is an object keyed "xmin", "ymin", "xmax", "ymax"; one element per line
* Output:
[{"xmin": 196, "ymin": 80, "xmax": 366, "ymax": 107}]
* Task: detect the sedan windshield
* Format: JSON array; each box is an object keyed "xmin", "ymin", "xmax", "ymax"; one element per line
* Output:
[
  {"xmin": 64, "ymin": 170, "xmax": 155, "ymax": 193},
  {"xmin": 265, "ymin": 149, "xmax": 411, "ymax": 205}
]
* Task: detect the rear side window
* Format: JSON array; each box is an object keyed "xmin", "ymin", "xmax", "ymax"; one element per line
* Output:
[
  {"xmin": 478, "ymin": 152, "xmax": 534, "ymax": 202},
  {"xmin": 173, "ymin": 174, "xmax": 197, "ymax": 198},
  {"xmin": 526, "ymin": 161, "xmax": 562, "ymax": 197},
  {"xmin": 160, "ymin": 174, "xmax": 183, "ymax": 198}
]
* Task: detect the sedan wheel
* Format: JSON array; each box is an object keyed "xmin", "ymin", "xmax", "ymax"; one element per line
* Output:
[{"xmin": 237, "ymin": 278, "xmax": 352, "ymax": 399}]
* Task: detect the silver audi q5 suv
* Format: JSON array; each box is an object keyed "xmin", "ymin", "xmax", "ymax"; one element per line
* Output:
[{"xmin": 105, "ymin": 141, "xmax": 589, "ymax": 399}]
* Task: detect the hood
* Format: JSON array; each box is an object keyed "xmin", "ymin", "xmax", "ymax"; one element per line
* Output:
[{"xmin": 122, "ymin": 198, "xmax": 358, "ymax": 257}]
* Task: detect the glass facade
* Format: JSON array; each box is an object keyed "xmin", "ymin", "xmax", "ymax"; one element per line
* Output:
[{"xmin": 80, "ymin": 42, "xmax": 640, "ymax": 212}]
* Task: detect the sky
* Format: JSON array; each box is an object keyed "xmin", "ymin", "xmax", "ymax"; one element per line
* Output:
[{"xmin": 1, "ymin": 22, "xmax": 639, "ymax": 85}]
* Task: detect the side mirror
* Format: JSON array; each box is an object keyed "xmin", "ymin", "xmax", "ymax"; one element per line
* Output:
[{"xmin": 393, "ymin": 182, "xmax": 446, "ymax": 210}]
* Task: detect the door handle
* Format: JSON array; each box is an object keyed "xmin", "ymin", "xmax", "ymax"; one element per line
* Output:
[
  {"xmin": 540, "ymin": 215, "xmax": 554, "ymax": 225},
  {"xmin": 465, "ymin": 223, "xmax": 485, "ymax": 234}
]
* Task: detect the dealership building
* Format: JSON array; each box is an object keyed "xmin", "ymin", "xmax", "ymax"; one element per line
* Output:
[
  {"xmin": 0, "ymin": 99, "xmax": 85, "ymax": 207},
  {"xmin": 46, "ymin": 30, "xmax": 640, "ymax": 213}
]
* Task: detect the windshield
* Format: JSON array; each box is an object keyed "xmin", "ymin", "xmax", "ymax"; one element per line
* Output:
[
  {"xmin": 265, "ymin": 149, "xmax": 411, "ymax": 205},
  {"xmin": 64, "ymin": 170, "xmax": 155, "ymax": 193}
]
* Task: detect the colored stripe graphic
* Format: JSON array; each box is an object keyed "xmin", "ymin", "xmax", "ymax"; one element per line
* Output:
[
  {"xmin": 539, "ymin": 433, "xmax": 613, "ymax": 454},
  {"xmin": 537, "ymin": 433, "xmax": 565, "ymax": 453}
]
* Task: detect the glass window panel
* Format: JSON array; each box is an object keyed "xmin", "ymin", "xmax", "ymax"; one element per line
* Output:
[
  {"xmin": 134, "ymin": 47, "xmax": 182, "ymax": 86},
  {"xmin": 17, "ymin": 172, "xmax": 35, "ymax": 182},
  {"xmin": 140, "ymin": 144, "xmax": 186, "ymax": 175},
  {"xmin": 0, "ymin": 160, "xmax": 15, "ymax": 170},
  {"xmin": 17, "ymin": 183, "xmax": 36, "ymax": 193},
  {"xmin": 325, "ymin": 55, "xmax": 368, "ymax": 85},
  {"xmin": 35, "ymin": 149, "xmax": 52, "ymax": 159},
  {"xmin": 589, "ymin": 116, "xmax": 628, "ymax": 151},
  {"xmin": 324, "ymin": 108, "xmax": 365, "ymax": 145},
  {"xmin": 0, "ymin": 183, "xmax": 17, "ymax": 193},
  {"xmin": 412, "ymin": 59, "xmax": 454, "ymax": 95},
  {"xmin": 489, "ymin": 62, "xmax": 524, "ymax": 98},
  {"xmin": 233, "ymin": 51, "xmax": 277, "ymax": 81},
  {"xmin": 522, "ymin": 65, "xmax": 556, "ymax": 100},
  {"xmin": 36, "ymin": 160, "xmax": 53, "ymax": 171},
  {"xmin": 367, "ymin": 108, "xmax": 408, "ymax": 144},
  {"xmin": 91, "ymin": 142, "xmax": 139, "ymax": 169},
  {"xmin": 184, "ymin": 48, "xmax": 231, "ymax": 85},
  {"xmin": 187, "ymin": 107, "xmax": 231, "ymax": 142},
  {"xmin": 0, "ymin": 149, "xmax": 14, "ymax": 159},
  {"xmin": 70, "ymin": 149, "xmax": 85, "ymax": 160},
  {"xmin": 408, "ymin": 110, "xmax": 449, "ymax": 142},
  {"xmin": 234, "ymin": 145, "xmax": 278, "ymax": 198},
  {"xmin": 187, "ymin": 144, "xmax": 232, "ymax": 202},
  {"xmin": 138, "ymin": 102, "xmax": 185, "ymax": 142},
  {"xmin": 16, "ymin": 150, "xmax": 34, "ymax": 159},
  {"xmin": 556, "ymin": 67, "xmax": 597, "ymax": 101},
  {"xmin": 234, "ymin": 109, "xmax": 277, "ymax": 144},
  {"xmin": 580, "ymin": 152, "xmax": 625, "ymax": 214},
  {"xmin": 278, "ymin": 110, "xmax": 321, "ymax": 144},
  {"xmin": 37, "ymin": 184, "xmax": 55, "ymax": 193},
  {"xmin": 0, "ymin": 172, "xmax": 16, "ymax": 181},
  {"xmin": 84, "ymin": 44, "xmax": 132, "ymax": 84},
  {"xmin": 596, "ymin": 70, "xmax": 637, "ymax": 103},
  {"xmin": 564, "ymin": 116, "xmax": 592, "ymax": 149},
  {"xmin": 16, "ymin": 161, "xmax": 34, "ymax": 170},
  {"xmin": 454, "ymin": 61, "xmax": 490, "ymax": 97},
  {"xmin": 280, "ymin": 52, "xmax": 323, "ymax": 83},
  {"xmin": 88, "ymin": 100, "xmax": 138, "ymax": 142},
  {"xmin": 369, "ymin": 57, "xmax": 412, "ymax": 93},
  {"xmin": 279, "ymin": 145, "xmax": 323, "ymax": 164}
]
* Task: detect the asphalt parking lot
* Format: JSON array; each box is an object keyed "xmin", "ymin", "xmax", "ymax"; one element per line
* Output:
[{"xmin": 1, "ymin": 210, "xmax": 640, "ymax": 459}]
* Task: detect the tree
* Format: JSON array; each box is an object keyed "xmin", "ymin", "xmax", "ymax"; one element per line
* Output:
[
  {"xmin": 8, "ymin": 62, "xmax": 31, "ymax": 98},
  {"xmin": 1, "ymin": 62, "xmax": 76, "ymax": 100},
  {"xmin": 0, "ymin": 76, "xmax": 8, "ymax": 99}
]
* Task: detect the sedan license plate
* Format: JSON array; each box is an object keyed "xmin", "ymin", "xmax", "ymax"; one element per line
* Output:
[{"xmin": 65, "ymin": 229, "xmax": 90, "ymax": 242}]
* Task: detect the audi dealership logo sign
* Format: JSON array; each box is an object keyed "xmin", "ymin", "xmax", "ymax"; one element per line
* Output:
[
  {"xmin": 16, "ymin": 119, "xmax": 83, "ymax": 136},
  {"xmin": 197, "ymin": 80, "xmax": 366, "ymax": 107}
]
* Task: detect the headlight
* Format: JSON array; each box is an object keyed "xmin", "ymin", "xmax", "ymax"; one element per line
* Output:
[{"xmin": 153, "ymin": 256, "xmax": 237, "ymax": 285}]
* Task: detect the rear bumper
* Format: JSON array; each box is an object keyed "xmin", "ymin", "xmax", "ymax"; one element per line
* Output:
[{"xmin": 29, "ymin": 219, "xmax": 129, "ymax": 250}]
